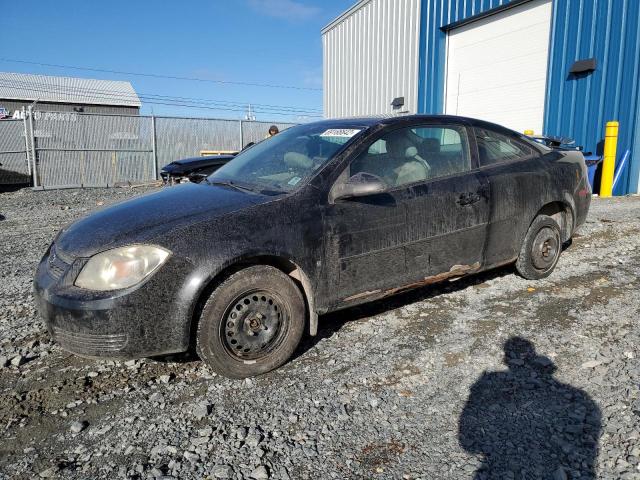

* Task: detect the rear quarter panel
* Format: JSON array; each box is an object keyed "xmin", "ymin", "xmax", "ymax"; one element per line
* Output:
[{"xmin": 481, "ymin": 149, "xmax": 588, "ymax": 267}]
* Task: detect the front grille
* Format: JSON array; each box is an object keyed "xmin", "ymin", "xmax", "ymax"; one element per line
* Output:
[
  {"xmin": 47, "ymin": 244, "xmax": 72, "ymax": 280},
  {"xmin": 52, "ymin": 327, "xmax": 128, "ymax": 355}
]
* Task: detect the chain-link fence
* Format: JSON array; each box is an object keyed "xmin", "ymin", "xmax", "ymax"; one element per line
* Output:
[
  {"xmin": 0, "ymin": 111, "xmax": 297, "ymax": 188},
  {"xmin": 0, "ymin": 119, "xmax": 30, "ymax": 184},
  {"xmin": 32, "ymin": 112, "xmax": 155, "ymax": 188},
  {"xmin": 152, "ymin": 117, "xmax": 294, "ymax": 170}
]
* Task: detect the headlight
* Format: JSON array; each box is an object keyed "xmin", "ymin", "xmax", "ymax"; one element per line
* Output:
[{"xmin": 74, "ymin": 245, "xmax": 171, "ymax": 291}]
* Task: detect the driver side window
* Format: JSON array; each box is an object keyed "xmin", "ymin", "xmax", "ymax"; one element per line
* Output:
[{"xmin": 344, "ymin": 124, "xmax": 471, "ymax": 189}]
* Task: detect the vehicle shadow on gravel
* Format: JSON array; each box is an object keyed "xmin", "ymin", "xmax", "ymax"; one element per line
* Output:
[
  {"xmin": 458, "ymin": 337, "xmax": 601, "ymax": 479},
  {"xmin": 0, "ymin": 183, "xmax": 29, "ymax": 193},
  {"xmin": 294, "ymin": 265, "xmax": 514, "ymax": 359}
]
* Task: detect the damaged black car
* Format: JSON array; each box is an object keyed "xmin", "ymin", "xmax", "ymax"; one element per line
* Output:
[
  {"xmin": 160, "ymin": 154, "xmax": 235, "ymax": 185},
  {"xmin": 34, "ymin": 115, "xmax": 591, "ymax": 378}
]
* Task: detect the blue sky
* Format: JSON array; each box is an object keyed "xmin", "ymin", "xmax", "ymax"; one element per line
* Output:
[{"xmin": 0, "ymin": 0, "xmax": 354, "ymax": 121}]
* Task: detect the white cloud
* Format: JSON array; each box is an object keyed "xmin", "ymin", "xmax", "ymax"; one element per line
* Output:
[{"xmin": 248, "ymin": 0, "xmax": 321, "ymax": 21}]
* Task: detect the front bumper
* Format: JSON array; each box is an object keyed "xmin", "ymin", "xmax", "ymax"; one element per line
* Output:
[
  {"xmin": 160, "ymin": 170, "xmax": 187, "ymax": 185},
  {"xmin": 33, "ymin": 245, "xmax": 194, "ymax": 359}
]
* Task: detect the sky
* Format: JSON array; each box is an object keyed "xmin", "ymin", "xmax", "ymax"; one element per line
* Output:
[{"xmin": 0, "ymin": 0, "xmax": 354, "ymax": 121}]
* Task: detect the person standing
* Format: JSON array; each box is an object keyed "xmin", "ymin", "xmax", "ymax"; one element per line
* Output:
[{"xmin": 265, "ymin": 125, "xmax": 279, "ymax": 139}]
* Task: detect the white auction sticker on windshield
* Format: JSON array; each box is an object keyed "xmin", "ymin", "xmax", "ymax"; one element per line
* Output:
[
  {"xmin": 320, "ymin": 128, "xmax": 361, "ymax": 138},
  {"xmin": 288, "ymin": 176, "xmax": 301, "ymax": 186}
]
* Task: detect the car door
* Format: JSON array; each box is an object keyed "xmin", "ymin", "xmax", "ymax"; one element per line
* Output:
[
  {"xmin": 321, "ymin": 122, "xmax": 489, "ymax": 307},
  {"xmin": 394, "ymin": 124, "xmax": 490, "ymax": 281},
  {"xmin": 473, "ymin": 126, "xmax": 545, "ymax": 267},
  {"xmin": 321, "ymin": 139, "xmax": 408, "ymax": 304}
]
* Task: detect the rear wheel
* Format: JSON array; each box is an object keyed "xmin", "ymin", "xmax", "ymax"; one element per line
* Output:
[
  {"xmin": 515, "ymin": 215, "xmax": 562, "ymax": 280},
  {"xmin": 196, "ymin": 265, "xmax": 305, "ymax": 378}
]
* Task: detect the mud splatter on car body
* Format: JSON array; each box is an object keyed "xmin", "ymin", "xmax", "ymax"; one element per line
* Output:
[{"xmin": 33, "ymin": 115, "xmax": 590, "ymax": 369}]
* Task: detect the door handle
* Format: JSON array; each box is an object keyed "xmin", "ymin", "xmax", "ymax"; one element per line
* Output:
[
  {"xmin": 456, "ymin": 193, "xmax": 469, "ymax": 205},
  {"xmin": 466, "ymin": 192, "xmax": 481, "ymax": 204},
  {"xmin": 456, "ymin": 192, "xmax": 481, "ymax": 206}
]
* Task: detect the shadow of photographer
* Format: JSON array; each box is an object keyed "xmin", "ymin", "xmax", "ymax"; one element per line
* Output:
[{"xmin": 459, "ymin": 337, "xmax": 601, "ymax": 479}]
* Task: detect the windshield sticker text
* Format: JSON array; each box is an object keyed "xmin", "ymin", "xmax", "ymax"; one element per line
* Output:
[{"xmin": 320, "ymin": 128, "xmax": 361, "ymax": 138}]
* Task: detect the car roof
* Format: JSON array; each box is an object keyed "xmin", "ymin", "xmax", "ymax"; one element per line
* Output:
[
  {"xmin": 308, "ymin": 114, "xmax": 511, "ymax": 130},
  {"xmin": 173, "ymin": 155, "xmax": 235, "ymax": 164}
]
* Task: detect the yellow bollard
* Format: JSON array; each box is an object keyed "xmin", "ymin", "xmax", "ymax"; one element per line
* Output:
[
  {"xmin": 600, "ymin": 121, "xmax": 619, "ymax": 197},
  {"xmin": 524, "ymin": 129, "xmax": 534, "ymax": 136}
]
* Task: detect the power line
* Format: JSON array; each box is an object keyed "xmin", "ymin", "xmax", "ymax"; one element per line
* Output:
[
  {"xmin": 0, "ymin": 78, "xmax": 323, "ymax": 114},
  {"xmin": 0, "ymin": 58, "xmax": 323, "ymax": 92},
  {"xmin": 0, "ymin": 79, "xmax": 324, "ymax": 117}
]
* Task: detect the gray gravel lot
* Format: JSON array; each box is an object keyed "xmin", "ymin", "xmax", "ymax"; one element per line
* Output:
[{"xmin": 0, "ymin": 186, "xmax": 639, "ymax": 479}]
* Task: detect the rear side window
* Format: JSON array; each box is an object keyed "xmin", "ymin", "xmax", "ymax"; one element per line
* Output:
[{"xmin": 475, "ymin": 128, "xmax": 538, "ymax": 166}]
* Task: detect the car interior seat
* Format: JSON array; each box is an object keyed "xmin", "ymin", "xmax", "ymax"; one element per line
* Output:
[
  {"xmin": 386, "ymin": 133, "xmax": 429, "ymax": 186},
  {"xmin": 417, "ymin": 137, "xmax": 445, "ymax": 177},
  {"xmin": 418, "ymin": 135, "xmax": 469, "ymax": 177}
]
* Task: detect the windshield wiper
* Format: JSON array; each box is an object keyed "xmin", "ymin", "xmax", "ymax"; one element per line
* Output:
[
  {"xmin": 258, "ymin": 188, "xmax": 287, "ymax": 196},
  {"xmin": 206, "ymin": 179, "xmax": 256, "ymax": 194}
]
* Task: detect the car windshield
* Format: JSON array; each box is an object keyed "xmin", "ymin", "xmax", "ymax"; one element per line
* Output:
[{"xmin": 207, "ymin": 123, "xmax": 364, "ymax": 193}]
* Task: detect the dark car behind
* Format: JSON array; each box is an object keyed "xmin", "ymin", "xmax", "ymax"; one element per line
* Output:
[{"xmin": 160, "ymin": 155, "xmax": 235, "ymax": 184}]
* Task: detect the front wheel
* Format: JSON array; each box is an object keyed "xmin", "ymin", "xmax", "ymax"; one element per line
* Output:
[
  {"xmin": 196, "ymin": 265, "xmax": 305, "ymax": 378},
  {"xmin": 515, "ymin": 215, "xmax": 562, "ymax": 280}
]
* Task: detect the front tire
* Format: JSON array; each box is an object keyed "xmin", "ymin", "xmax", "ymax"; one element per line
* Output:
[
  {"xmin": 515, "ymin": 215, "xmax": 562, "ymax": 280},
  {"xmin": 196, "ymin": 265, "xmax": 305, "ymax": 378}
]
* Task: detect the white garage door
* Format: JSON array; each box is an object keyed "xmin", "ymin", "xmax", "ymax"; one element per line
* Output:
[{"xmin": 444, "ymin": 0, "xmax": 552, "ymax": 135}]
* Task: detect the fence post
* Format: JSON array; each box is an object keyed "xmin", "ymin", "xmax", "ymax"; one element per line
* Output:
[
  {"xmin": 28, "ymin": 106, "xmax": 38, "ymax": 189},
  {"xmin": 239, "ymin": 120, "xmax": 244, "ymax": 150},
  {"xmin": 151, "ymin": 115, "xmax": 159, "ymax": 180},
  {"xmin": 22, "ymin": 107, "xmax": 31, "ymax": 177}
]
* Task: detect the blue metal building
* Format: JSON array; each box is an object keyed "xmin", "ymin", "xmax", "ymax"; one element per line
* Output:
[{"xmin": 323, "ymin": 0, "xmax": 640, "ymax": 194}]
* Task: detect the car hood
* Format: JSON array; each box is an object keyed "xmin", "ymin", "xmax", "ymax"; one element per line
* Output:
[{"xmin": 56, "ymin": 183, "xmax": 267, "ymax": 258}]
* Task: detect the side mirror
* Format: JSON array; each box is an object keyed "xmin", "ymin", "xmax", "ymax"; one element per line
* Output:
[{"xmin": 330, "ymin": 173, "xmax": 386, "ymax": 203}]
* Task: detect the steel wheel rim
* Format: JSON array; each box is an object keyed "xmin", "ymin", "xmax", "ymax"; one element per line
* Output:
[
  {"xmin": 531, "ymin": 226, "xmax": 559, "ymax": 270},
  {"xmin": 220, "ymin": 289, "xmax": 289, "ymax": 361}
]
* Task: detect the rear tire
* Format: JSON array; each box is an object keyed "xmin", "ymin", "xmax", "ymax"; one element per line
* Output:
[
  {"xmin": 515, "ymin": 215, "xmax": 562, "ymax": 280},
  {"xmin": 196, "ymin": 265, "xmax": 305, "ymax": 379}
]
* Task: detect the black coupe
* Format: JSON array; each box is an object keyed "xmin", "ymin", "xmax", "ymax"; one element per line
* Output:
[{"xmin": 34, "ymin": 115, "xmax": 591, "ymax": 378}]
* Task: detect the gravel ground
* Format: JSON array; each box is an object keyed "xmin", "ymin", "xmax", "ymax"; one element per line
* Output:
[{"xmin": 0, "ymin": 186, "xmax": 639, "ymax": 480}]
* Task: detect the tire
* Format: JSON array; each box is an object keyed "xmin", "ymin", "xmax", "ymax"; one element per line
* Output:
[
  {"xmin": 196, "ymin": 265, "xmax": 305, "ymax": 378},
  {"xmin": 515, "ymin": 215, "xmax": 562, "ymax": 280}
]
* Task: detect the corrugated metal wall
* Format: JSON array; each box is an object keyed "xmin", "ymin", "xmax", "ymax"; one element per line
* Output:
[
  {"xmin": 416, "ymin": 0, "xmax": 514, "ymax": 115},
  {"xmin": 326, "ymin": 0, "xmax": 640, "ymax": 193},
  {"xmin": 322, "ymin": 0, "xmax": 422, "ymax": 118},
  {"xmin": 416, "ymin": 0, "xmax": 640, "ymax": 194},
  {"xmin": 544, "ymin": 0, "xmax": 640, "ymax": 195},
  {"xmin": 0, "ymin": 99, "xmax": 139, "ymax": 116}
]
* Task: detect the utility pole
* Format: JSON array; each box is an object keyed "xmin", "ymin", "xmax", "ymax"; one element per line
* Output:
[{"xmin": 244, "ymin": 104, "xmax": 256, "ymax": 121}]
